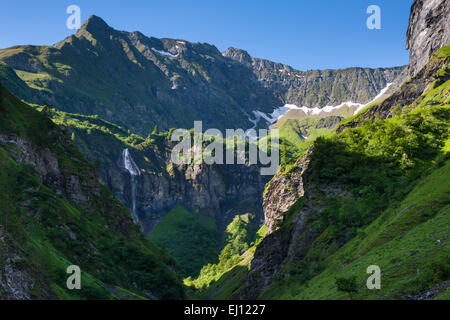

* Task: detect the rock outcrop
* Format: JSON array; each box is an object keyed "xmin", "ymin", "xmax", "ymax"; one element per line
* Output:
[
  {"xmin": 106, "ymin": 151, "xmax": 268, "ymax": 233},
  {"xmin": 0, "ymin": 134, "xmax": 97, "ymax": 208},
  {"xmin": 235, "ymin": 147, "xmax": 351, "ymax": 299},
  {"xmin": 262, "ymin": 148, "xmax": 313, "ymax": 234},
  {"xmin": 406, "ymin": 0, "xmax": 450, "ymax": 76}
]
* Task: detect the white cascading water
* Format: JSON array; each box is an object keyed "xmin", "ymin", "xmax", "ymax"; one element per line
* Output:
[{"xmin": 122, "ymin": 148, "xmax": 141, "ymax": 225}]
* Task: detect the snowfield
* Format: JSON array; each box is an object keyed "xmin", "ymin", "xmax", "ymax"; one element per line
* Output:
[{"xmin": 247, "ymin": 83, "xmax": 394, "ymax": 128}]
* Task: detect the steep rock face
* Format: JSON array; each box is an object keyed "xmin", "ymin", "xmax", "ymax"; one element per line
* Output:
[
  {"xmin": 0, "ymin": 85, "xmax": 184, "ymax": 299},
  {"xmin": 223, "ymin": 47, "xmax": 406, "ymax": 108},
  {"xmin": 106, "ymin": 152, "xmax": 267, "ymax": 233},
  {"xmin": 0, "ymin": 134, "xmax": 97, "ymax": 207},
  {"xmin": 406, "ymin": 0, "xmax": 450, "ymax": 76},
  {"xmin": 262, "ymin": 148, "xmax": 312, "ymax": 233},
  {"xmin": 0, "ymin": 227, "xmax": 56, "ymax": 299},
  {"xmin": 337, "ymin": 45, "xmax": 450, "ymax": 133},
  {"xmin": 235, "ymin": 148, "xmax": 350, "ymax": 298}
]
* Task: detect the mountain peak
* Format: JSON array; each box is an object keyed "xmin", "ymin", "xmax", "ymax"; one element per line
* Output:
[
  {"xmin": 79, "ymin": 15, "xmax": 111, "ymax": 34},
  {"xmin": 223, "ymin": 47, "xmax": 253, "ymax": 65}
]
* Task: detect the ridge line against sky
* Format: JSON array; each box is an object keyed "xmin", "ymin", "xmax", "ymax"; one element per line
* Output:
[{"xmin": 1, "ymin": 0, "xmax": 412, "ymax": 70}]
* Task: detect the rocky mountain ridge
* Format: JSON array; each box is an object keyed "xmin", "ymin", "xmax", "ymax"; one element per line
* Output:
[
  {"xmin": 0, "ymin": 15, "xmax": 405, "ymax": 135},
  {"xmin": 223, "ymin": 47, "xmax": 406, "ymax": 108}
]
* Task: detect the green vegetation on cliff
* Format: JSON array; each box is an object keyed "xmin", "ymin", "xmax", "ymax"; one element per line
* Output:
[
  {"xmin": 185, "ymin": 216, "xmax": 266, "ymax": 300},
  {"xmin": 184, "ymin": 214, "xmax": 262, "ymax": 291},
  {"xmin": 0, "ymin": 84, "xmax": 184, "ymax": 299},
  {"xmin": 204, "ymin": 46, "xmax": 450, "ymax": 300},
  {"xmin": 275, "ymin": 116, "xmax": 341, "ymax": 167},
  {"xmin": 262, "ymin": 158, "xmax": 450, "ymax": 299},
  {"xmin": 258, "ymin": 47, "xmax": 450, "ymax": 300}
]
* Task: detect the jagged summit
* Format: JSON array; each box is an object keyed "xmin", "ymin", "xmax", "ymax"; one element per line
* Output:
[
  {"xmin": 1, "ymin": 12, "xmax": 405, "ymax": 135},
  {"xmin": 53, "ymin": 15, "xmax": 112, "ymax": 48},
  {"xmin": 74, "ymin": 15, "xmax": 113, "ymax": 41},
  {"xmin": 79, "ymin": 14, "xmax": 111, "ymax": 32},
  {"xmin": 222, "ymin": 47, "xmax": 253, "ymax": 66}
]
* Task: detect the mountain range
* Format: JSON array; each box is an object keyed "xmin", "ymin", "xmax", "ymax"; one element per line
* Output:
[
  {"xmin": 0, "ymin": 0, "xmax": 449, "ymax": 300},
  {"xmin": 0, "ymin": 15, "xmax": 405, "ymax": 134}
]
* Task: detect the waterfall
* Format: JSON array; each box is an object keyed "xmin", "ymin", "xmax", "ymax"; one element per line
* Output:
[{"xmin": 122, "ymin": 148, "xmax": 141, "ymax": 225}]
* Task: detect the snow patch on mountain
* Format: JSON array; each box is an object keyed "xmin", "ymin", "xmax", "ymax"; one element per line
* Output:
[
  {"xmin": 151, "ymin": 47, "xmax": 178, "ymax": 58},
  {"xmin": 249, "ymin": 82, "xmax": 394, "ymax": 127},
  {"xmin": 353, "ymin": 82, "xmax": 393, "ymax": 114}
]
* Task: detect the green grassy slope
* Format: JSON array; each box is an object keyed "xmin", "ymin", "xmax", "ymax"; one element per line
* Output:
[
  {"xmin": 262, "ymin": 159, "xmax": 450, "ymax": 299},
  {"xmin": 0, "ymin": 83, "xmax": 184, "ymax": 299},
  {"xmin": 148, "ymin": 204, "xmax": 220, "ymax": 278},
  {"xmin": 258, "ymin": 47, "xmax": 450, "ymax": 300},
  {"xmin": 203, "ymin": 46, "xmax": 450, "ymax": 300},
  {"xmin": 275, "ymin": 116, "xmax": 341, "ymax": 167},
  {"xmin": 184, "ymin": 214, "xmax": 262, "ymax": 291},
  {"xmin": 36, "ymin": 108, "xmax": 171, "ymax": 176}
]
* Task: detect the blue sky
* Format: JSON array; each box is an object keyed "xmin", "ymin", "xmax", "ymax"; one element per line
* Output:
[{"xmin": 1, "ymin": 0, "xmax": 413, "ymax": 70}]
